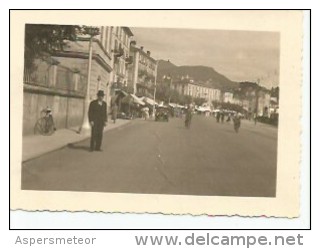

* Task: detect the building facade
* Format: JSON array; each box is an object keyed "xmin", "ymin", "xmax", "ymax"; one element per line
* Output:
[
  {"xmin": 182, "ymin": 82, "xmax": 221, "ymax": 103},
  {"xmin": 55, "ymin": 30, "xmax": 113, "ymax": 101},
  {"xmin": 108, "ymin": 27, "xmax": 134, "ymax": 94},
  {"xmin": 237, "ymin": 82, "xmax": 271, "ymax": 116},
  {"xmin": 23, "ymin": 25, "xmax": 134, "ymax": 135},
  {"xmin": 127, "ymin": 44, "xmax": 157, "ymax": 97},
  {"xmin": 56, "ymin": 26, "xmax": 134, "ymax": 109},
  {"xmin": 223, "ymin": 92, "xmax": 234, "ymax": 103},
  {"xmin": 257, "ymin": 90, "xmax": 271, "ymax": 116}
]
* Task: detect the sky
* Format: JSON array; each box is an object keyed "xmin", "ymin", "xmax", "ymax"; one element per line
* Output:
[{"xmin": 130, "ymin": 27, "xmax": 280, "ymax": 88}]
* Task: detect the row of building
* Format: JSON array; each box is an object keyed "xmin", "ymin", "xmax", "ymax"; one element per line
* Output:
[
  {"xmin": 166, "ymin": 76, "xmax": 276, "ymax": 117},
  {"xmin": 168, "ymin": 77, "xmax": 222, "ymax": 103},
  {"xmin": 23, "ymin": 26, "xmax": 158, "ymax": 135},
  {"xmin": 59, "ymin": 26, "xmax": 158, "ymax": 101}
]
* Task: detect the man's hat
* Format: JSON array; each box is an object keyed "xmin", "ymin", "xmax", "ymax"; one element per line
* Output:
[{"xmin": 97, "ymin": 90, "xmax": 105, "ymax": 96}]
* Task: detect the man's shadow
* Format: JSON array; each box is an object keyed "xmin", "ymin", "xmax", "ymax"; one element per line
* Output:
[{"xmin": 67, "ymin": 143, "xmax": 90, "ymax": 151}]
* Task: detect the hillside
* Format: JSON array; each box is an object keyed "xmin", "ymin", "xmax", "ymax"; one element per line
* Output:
[{"xmin": 157, "ymin": 60, "xmax": 238, "ymax": 91}]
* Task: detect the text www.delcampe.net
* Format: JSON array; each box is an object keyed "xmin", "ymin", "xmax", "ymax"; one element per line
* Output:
[{"xmin": 135, "ymin": 233, "xmax": 303, "ymax": 247}]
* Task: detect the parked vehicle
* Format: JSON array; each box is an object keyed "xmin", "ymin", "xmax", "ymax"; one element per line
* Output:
[
  {"xmin": 117, "ymin": 112, "xmax": 129, "ymax": 119},
  {"xmin": 155, "ymin": 107, "xmax": 169, "ymax": 122}
]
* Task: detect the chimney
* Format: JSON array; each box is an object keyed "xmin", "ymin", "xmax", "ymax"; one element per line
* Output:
[
  {"xmin": 140, "ymin": 46, "xmax": 144, "ymax": 51},
  {"xmin": 147, "ymin": 51, "xmax": 151, "ymax": 56}
]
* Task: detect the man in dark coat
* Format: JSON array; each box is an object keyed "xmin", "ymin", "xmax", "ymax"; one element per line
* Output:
[{"xmin": 88, "ymin": 90, "xmax": 108, "ymax": 151}]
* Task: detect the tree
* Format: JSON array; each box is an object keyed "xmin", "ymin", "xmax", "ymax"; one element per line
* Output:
[
  {"xmin": 193, "ymin": 97, "xmax": 206, "ymax": 106},
  {"xmin": 24, "ymin": 24, "xmax": 100, "ymax": 71},
  {"xmin": 155, "ymin": 82, "xmax": 171, "ymax": 102},
  {"xmin": 179, "ymin": 95, "xmax": 192, "ymax": 105},
  {"xmin": 169, "ymin": 89, "xmax": 181, "ymax": 103},
  {"xmin": 212, "ymin": 100, "xmax": 220, "ymax": 109},
  {"xmin": 270, "ymin": 86, "xmax": 280, "ymax": 100}
]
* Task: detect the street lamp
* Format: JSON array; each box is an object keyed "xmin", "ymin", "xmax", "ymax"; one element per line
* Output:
[{"xmin": 78, "ymin": 26, "xmax": 100, "ymax": 134}]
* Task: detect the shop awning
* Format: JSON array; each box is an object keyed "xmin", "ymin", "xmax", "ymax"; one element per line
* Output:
[
  {"xmin": 122, "ymin": 94, "xmax": 145, "ymax": 105},
  {"xmin": 131, "ymin": 94, "xmax": 145, "ymax": 105},
  {"xmin": 169, "ymin": 103, "xmax": 185, "ymax": 108},
  {"xmin": 196, "ymin": 106, "xmax": 211, "ymax": 112},
  {"xmin": 143, "ymin": 97, "xmax": 158, "ymax": 106}
]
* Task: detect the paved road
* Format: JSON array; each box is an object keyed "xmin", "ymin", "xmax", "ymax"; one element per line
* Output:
[{"xmin": 22, "ymin": 116, "xmax": 278, "ymax": 197}]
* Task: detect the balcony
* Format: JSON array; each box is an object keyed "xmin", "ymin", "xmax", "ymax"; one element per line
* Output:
[
  {"xmin": 112, "ymin": 47, "xmax": 124, "ymax": 58},
  {"xmin": 125, "ymin": 56, "xmax": 133, "ymax": 65}
]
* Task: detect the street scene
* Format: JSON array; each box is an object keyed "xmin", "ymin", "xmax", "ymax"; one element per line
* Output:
[
  {"xmin": 22, "ymin": 116, "xmax": 277, "ymax": 197},
  {"xmin": 21, "ymin": 25, "xmax": 280, "ymax": 197}
]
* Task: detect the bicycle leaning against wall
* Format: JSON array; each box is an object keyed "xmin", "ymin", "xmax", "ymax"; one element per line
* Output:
[{"xmin": 34, "ymin": 107, "xmax": 56, "ymax": 135}]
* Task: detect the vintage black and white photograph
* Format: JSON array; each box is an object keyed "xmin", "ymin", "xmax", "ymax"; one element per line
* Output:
[
  {"xmin": 10, "ymin": 10, "xmax": 302, "ymax": 217},
  {"xmin": 21, "ymin": 24, "xmax": 280, "ymax": 197}
]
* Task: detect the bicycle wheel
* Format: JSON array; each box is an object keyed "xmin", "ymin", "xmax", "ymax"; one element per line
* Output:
[
  {"xmin": 34, "ymin": 117, "xmax": 46, "ymax": 135},
  {"xmin": 43, "ymin": 117, "xmax": 55, "ymax": 135}
]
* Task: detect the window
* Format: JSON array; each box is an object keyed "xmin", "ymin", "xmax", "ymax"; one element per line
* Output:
[
  {"xmin": 109, "ymin": 27, "xmax": 113, "ymax": 53},
  {"xmin": 120, "ymin": 60, "xmax": 123, "ymax": 74},
  {"xmin": 115, "ymin": 26, "xmax": 119, "ymax": 36},
  {"xmin": 105, "ymin": 27, "xmax": 110, "ymax": 52},
  {"xmin": 124, "ymin": 33, "xmax": 127, "ymax": 45},
  {"xmin": 100, "ymin": 26, "xmax": 104, "ymax": 45},
  {"xmin": 126, "ymin": 35, "xmax": 129, "ymax": 47}
]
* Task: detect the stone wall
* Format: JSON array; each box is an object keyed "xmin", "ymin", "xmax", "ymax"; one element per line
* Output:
[
  {"xmin": 23, "ymin": 91, "xmax": 84, "ymax": 135},
  {"xmin": 23, "ymin": 38, "xmax": 114, "ymax": 135}
]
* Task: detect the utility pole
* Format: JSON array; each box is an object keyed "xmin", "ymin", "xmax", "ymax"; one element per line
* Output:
[{"xmin": 78, "ymin": 27, "xmax": 99, "ymax": 134}]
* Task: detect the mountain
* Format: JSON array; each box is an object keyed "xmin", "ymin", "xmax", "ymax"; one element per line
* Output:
[{"xmin": 157, "ymin": 59, "xmax": 238, "ymax": 91}]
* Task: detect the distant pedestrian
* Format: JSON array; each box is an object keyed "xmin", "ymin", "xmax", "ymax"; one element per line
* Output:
[
  {"xmin": 185, "ymin": 105, "xmax": 193, "ymax": 128},
  {"xmin": 88, "ymin": 90, "xmax": 108, "ymax": 152},
  {"xmin": 216, "ymin": 111, "xmax": 221, "ymax": 123},
  {"xmin": 111, "ymin": 103, "xmax": 118, "ymax": 124},
  {"xmin": 226, "ymin": 113, "xmax": 231, "ymax": 122},
  {"xmin": 142, "ymin": 107, "xmax": 149, "ymax": 120},
  {"xmin": 221, "ymin": 111, "xmax": 225, "ymax": 123},
  {"xmin": 233, "ymin": 113, "xmax": 241, "ymax": 133}
]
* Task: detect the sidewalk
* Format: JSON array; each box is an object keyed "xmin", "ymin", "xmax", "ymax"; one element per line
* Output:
[{"xmin": 22, "ymin": 119, "xmax": 131, "ymax": 162}]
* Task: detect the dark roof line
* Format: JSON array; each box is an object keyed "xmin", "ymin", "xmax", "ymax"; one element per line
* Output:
[
  {"xmin": 122, "ymin": 27, "xmax": 134, "ymax": 36},
  {"xmin": 131, "ymin": 46, "xmax": 157, "ymax": 63}
]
